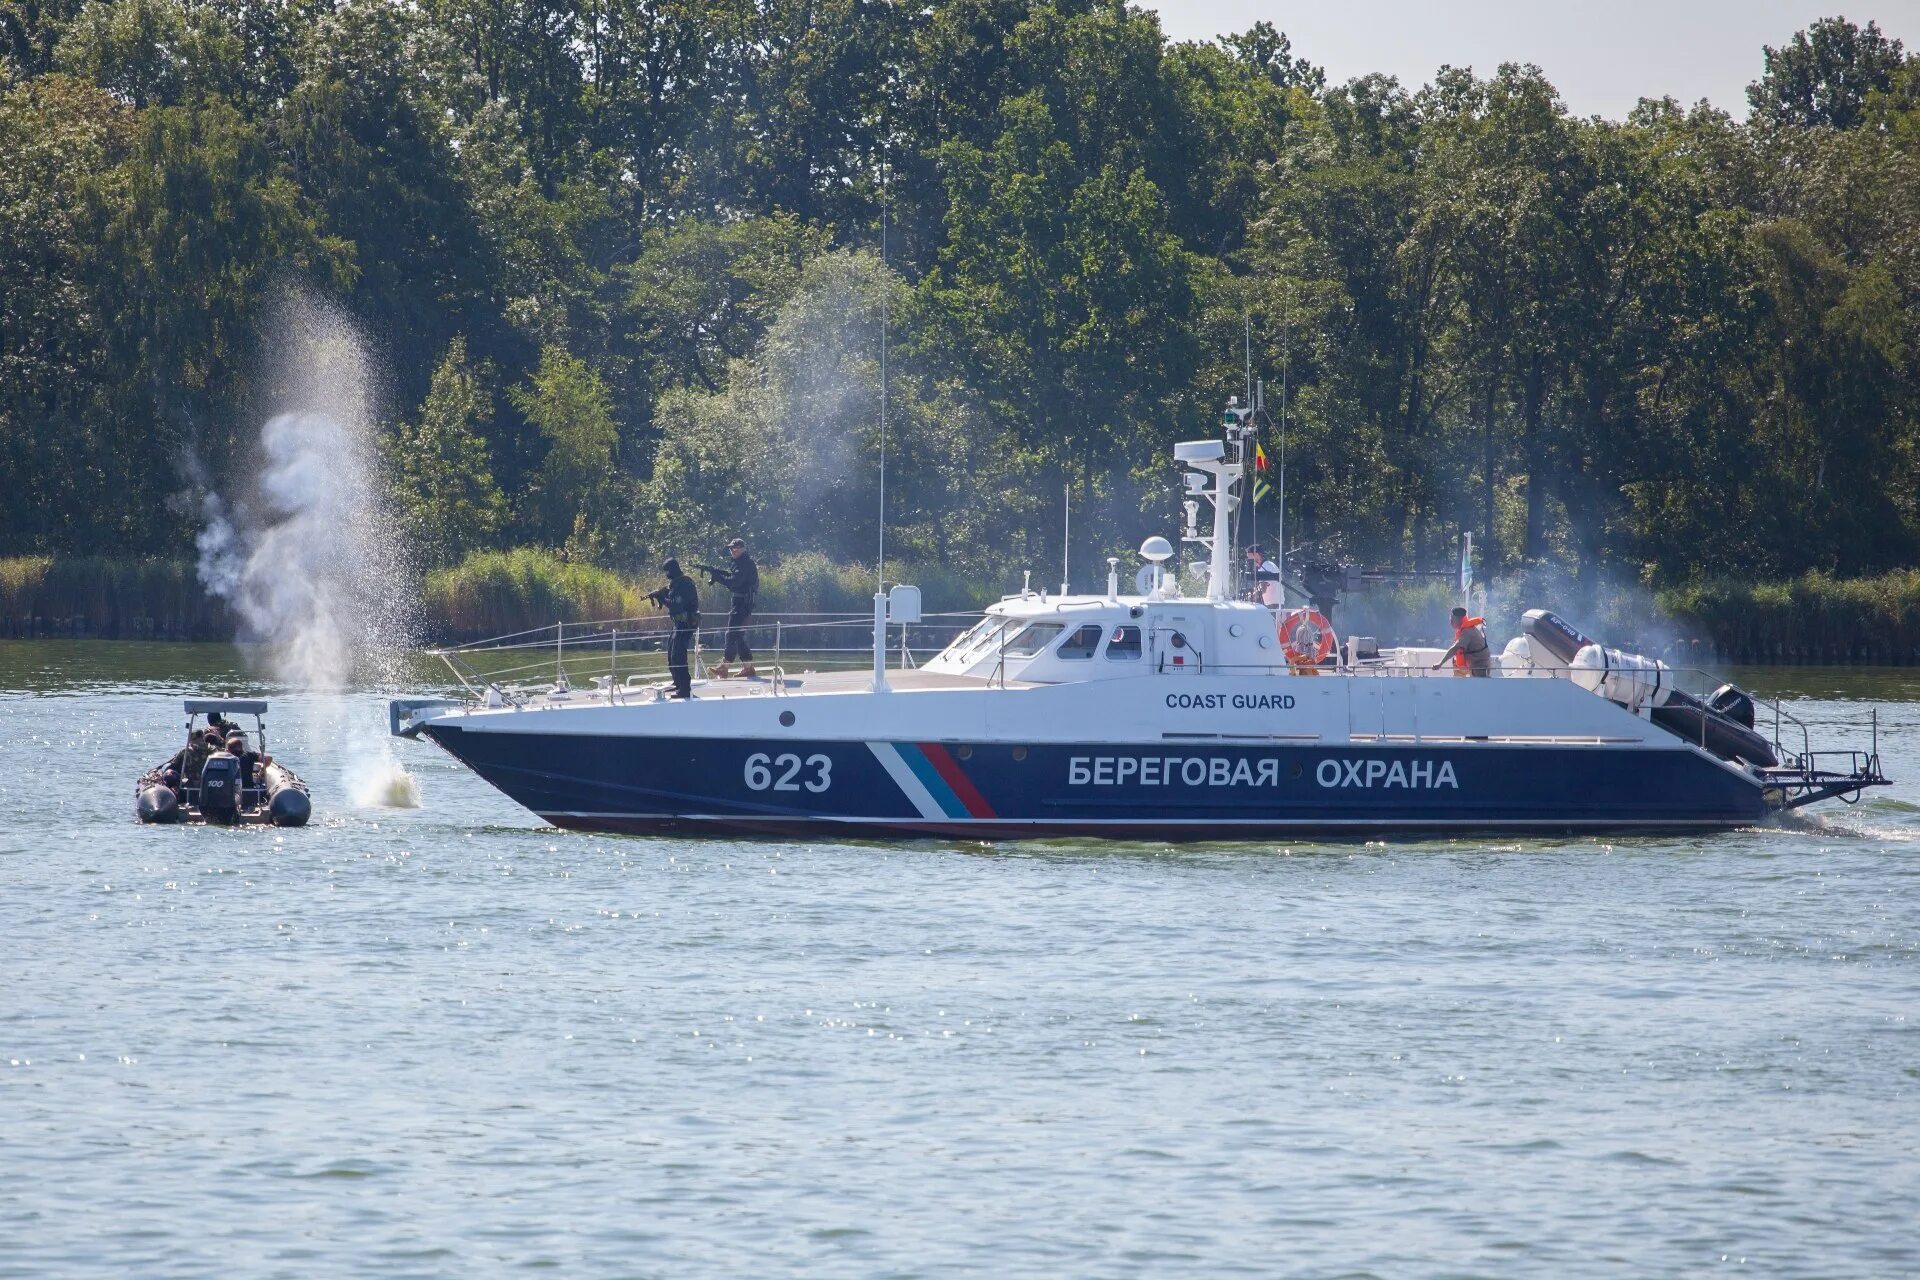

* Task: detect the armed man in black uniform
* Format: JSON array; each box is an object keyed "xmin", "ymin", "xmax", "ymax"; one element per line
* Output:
[
  {"xmin": 648, "ymin": 558, "xmax": 700, "ymax": 699},
  {"xmin": 699, "ymin": 537, "xmax": 759, "ymax": 679}
]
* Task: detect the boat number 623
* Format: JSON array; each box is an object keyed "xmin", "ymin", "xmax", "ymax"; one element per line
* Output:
[{"xmin": 743, "ymin": 752, "xmax": 832, "ymax": 793}]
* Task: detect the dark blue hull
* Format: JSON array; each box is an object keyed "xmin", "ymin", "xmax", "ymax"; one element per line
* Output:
[{"xmin": 423, "ymin": 724, "xmax": 1769, "ymax": 840}]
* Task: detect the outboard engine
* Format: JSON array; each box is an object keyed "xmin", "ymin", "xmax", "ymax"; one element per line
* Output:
[
  {"xmin": 197, "ymin": 752, "xmax": 243, "ymax": 824},
  {"xmin": 137, "ymin": 782, "xmax": 180, "ymax": 823},
  {"xmin": 1709, "ymin": 683, "xmax": 1757, "ymax": 729},
  {"xmin": 263, "ymin": 763, "xmax": 311, "ymax": 827}
]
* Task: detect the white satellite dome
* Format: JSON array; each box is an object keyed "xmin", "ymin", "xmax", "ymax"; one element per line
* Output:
[{"xmin": 1139, "ymin": 536, "xmax": 1174, "ymax": 563}]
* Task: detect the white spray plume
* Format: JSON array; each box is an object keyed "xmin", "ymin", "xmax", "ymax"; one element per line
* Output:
[{"xmin": 195, "ymin": 289, "xmax": 422, "ymax": 807}]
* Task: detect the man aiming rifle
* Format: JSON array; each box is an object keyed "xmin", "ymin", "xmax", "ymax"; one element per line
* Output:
[
  {"xmin": 696, "ymin": 537, "xmax": 759, "ymax": 679},
  {"xmin": 649, "ymin": 559, "xmax": 700, "ymax": 699}
]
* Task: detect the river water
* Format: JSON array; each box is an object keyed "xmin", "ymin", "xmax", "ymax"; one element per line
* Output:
[{"xmin": 2, "ymin": 642, "xmax": 1917, "ymax": 1278}]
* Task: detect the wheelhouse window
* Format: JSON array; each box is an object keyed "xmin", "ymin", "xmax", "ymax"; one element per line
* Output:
[
  {"xmin": 1002, "ymin": 622, "xmax": 1065, "ymax": 659},
  {"xmin": 940, "ymin": 616, "xmax": 1000, "ymax": 660},
  {"xmin": 1105, "ymin": 625, "xmax": 1143, "ymax": 660},
  {"xmin": 1057, "ymin": 624, "xmax": 1104, "ymax": 659}
]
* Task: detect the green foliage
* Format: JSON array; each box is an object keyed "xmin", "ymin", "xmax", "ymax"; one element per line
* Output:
[
  {"xmin": 635, "ymin": 249, "xmax": 1014, "ymax": 579},
  {"xmin": 94, "ymin": 95, "xmax": 352, "ymax": 484},
  {"xmin": 1747, "ymin": 16, "xmax": 1908, "ymax": 130},
  {"xmin": 53, "ymin": 0, "xmax": 244, "ymax": 108},
  {"xmin": 509, "ymin": 344, "xmax": 620, "ymax": 551},
  {"xmin": 388, "ymin": 337, "xmax": 509, "ymax": 569},
  {"xmin": 0, "ymin": 74, "xmax": 131, "ymax": 552},
  {"xmin": 423, "ymin": 545, "xmax": 993, "ymax": 639},
  {"xmin": 754, "ymin": 551, "xmax": 987, "ymax": 615},
  {"xmin": 624, "ymin": 213, "xmax": 827, "ymax": 394},
  {"xmin": 1659, "ymin": 570, "xmax": 1920, "ymax": 662},
  {"xmin": 1, "ymin": 3, "xmax": 1919, "ymax": 625},
  {"xmin": 422, "ymin": 547, "xmax": 642, "ymax": 638}
]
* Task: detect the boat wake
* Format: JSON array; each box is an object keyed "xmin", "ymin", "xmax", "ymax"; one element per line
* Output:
[{"xmin": 1771, "ymin": 805, "xmax": 1919, "ymax": 843}]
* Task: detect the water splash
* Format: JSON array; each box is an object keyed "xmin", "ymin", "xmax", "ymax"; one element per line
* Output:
[
  {"xmin": 347, "ymin": 754, "xmax": 422, "ymax": 809},
  {"xmin": 195, "ymin": 290, "xmax": 421, "ymax": 806}
]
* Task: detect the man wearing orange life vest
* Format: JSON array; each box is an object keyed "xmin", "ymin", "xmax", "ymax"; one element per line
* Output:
[{"xmin": 1432, "ymin": 606, "xmax": 1491, "ymax": 676}]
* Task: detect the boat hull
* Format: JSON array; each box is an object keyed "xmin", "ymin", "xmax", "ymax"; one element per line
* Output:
[{"xmin": 421, "ymin": 723, "xmax": 1767, "ymax": 840}]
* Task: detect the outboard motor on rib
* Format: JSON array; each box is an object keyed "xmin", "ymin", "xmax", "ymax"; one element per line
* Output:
[{"xmin": 196, "ymin": 752, "xmax": 243, "ymax": 824}]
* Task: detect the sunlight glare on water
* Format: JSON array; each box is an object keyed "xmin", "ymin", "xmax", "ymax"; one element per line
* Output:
[{"xmin": 2, "ymin": 642, "xmax": 1917, "ymax": 1277}]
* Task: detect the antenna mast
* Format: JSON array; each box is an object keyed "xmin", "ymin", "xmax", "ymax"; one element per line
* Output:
[
  {"xmin": 1244, "ymin": 301, "xmax": 1253, "ymax": 406},
  {"xmin": 876, "ymin": 142, "xmax": 889, "ymax": 594},
  {"xmin": 1060, "ymin": 481, "xmax": 1070, "ymax": 595},
  {"xmin": 1278, "ymin": 301, "xmax": 1289, "ymax": 593},
  {"xmin": 1235, "ymin": 304, "xmax": 1252, "ymax": 577}
]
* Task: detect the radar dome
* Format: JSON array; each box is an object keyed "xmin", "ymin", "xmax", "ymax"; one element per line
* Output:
[{"xmin": 1139, "ymin": 536, "xmax": 1174, "ymax": 563}]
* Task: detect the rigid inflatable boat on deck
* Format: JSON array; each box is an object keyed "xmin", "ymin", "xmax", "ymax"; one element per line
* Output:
[
  {"xmin": 390, "ymin": 407, "xmax": 1889, "ymax": 840},
  {"xmin": 137, "ymin": 699, "xmax": 311, "ymax": 827}
]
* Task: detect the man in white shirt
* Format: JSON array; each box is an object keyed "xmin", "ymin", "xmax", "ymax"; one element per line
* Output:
[{"xmin": 1244, "ymin": 544, "xmax": 1282, "ymax": 608}]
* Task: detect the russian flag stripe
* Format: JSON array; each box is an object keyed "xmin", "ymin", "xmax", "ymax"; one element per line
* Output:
[
  {"xmin": 899, "ymin": 745, "xmax": 968, "ymax": 819},
  {"xmin": 917, "ymin": 743, "xmax": 997, "ymax": 819}
]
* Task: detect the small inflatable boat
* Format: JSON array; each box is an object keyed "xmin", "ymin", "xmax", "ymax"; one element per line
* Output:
[
  {"xmin": 1518, "ymin": 610, "xmax": 1779, "ymax": 766},
  {"xmin": 136, "ymin": 699, "xmax": 311, "ymax": 826}
]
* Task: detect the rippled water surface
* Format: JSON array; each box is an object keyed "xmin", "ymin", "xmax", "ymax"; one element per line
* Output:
[{"xmin": 3, "ymin": 642, "xmax": 1918, "ymax": 1278}]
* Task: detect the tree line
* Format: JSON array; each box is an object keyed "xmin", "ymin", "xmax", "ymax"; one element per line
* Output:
[{"xmin": 3, "ymin": 2, "xmax": 1917, "ymax": 593}]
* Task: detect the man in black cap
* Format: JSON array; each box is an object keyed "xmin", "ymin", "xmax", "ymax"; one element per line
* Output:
[
  {"xmin": 703, "ymin": 537, "xmax": 759, "ymax": 678},
  {"xmin": 652, "ymin": 558, "xmax": 700, "ymax": 699}
]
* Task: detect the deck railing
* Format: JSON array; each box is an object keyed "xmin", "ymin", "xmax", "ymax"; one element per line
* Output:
[
  {"xmin": 428, "ymin": 611, "xmax": 988, "ymax": 703},
  {"xmin": 429, "ymin": 618, "xmax": 1846, "ymax": 769}
]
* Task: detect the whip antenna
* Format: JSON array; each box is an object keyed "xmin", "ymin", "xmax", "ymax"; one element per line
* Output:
[
  {"xmin": 1061, "ymin": 481, "xmax": 1070, "ymax": 595},
  {"xmin": 876, "ymin": 143, "xmax": 889, "ymax": 593}
]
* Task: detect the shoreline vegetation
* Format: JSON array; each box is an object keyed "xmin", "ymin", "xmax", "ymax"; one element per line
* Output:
[
  {"xmin": 5, "ymin": 10, "xmax": 1920, "ymax": 625},
  {"xmin": 5, "ymin": 553, "xmax": 1919, "ymax": 665}
]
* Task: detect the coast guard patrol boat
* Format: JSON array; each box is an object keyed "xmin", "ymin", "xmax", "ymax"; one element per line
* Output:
[{"xmin": 392, "ymin": 406, "xmax": 1888, "ymax": 839}]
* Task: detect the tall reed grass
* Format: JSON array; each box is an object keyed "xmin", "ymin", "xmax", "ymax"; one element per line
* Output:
[
  {"xmin": 422, "ymin": 549, "xmax": 988, "ymax": 641},
  {"xmin": 422, "ymin": 549, "xmax": 645, "ymax": 641},
  {"xmin": 6, "ymin": 551, "xmax": 1915, "ymax": 662},
  {"xmin": 1658, "ymin": 570, "xmax": 1920, "ymax": 664},
  {"xmin": 0, "ymin": 556, "xmax": 232, "ymax": 639}
]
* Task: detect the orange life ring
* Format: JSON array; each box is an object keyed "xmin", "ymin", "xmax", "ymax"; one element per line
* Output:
[{"xmin": 1277, "ymin": 607, "xmax": 1336, "ymax": 665}]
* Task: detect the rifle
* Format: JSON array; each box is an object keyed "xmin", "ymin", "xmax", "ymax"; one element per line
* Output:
[
  {"xmin": 645, "ymin": 587, "xmax": 671, "ymax": 609},
  {"xmin": 693, "ymin": 562, "xmax": 729, "ymax": 585}
]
